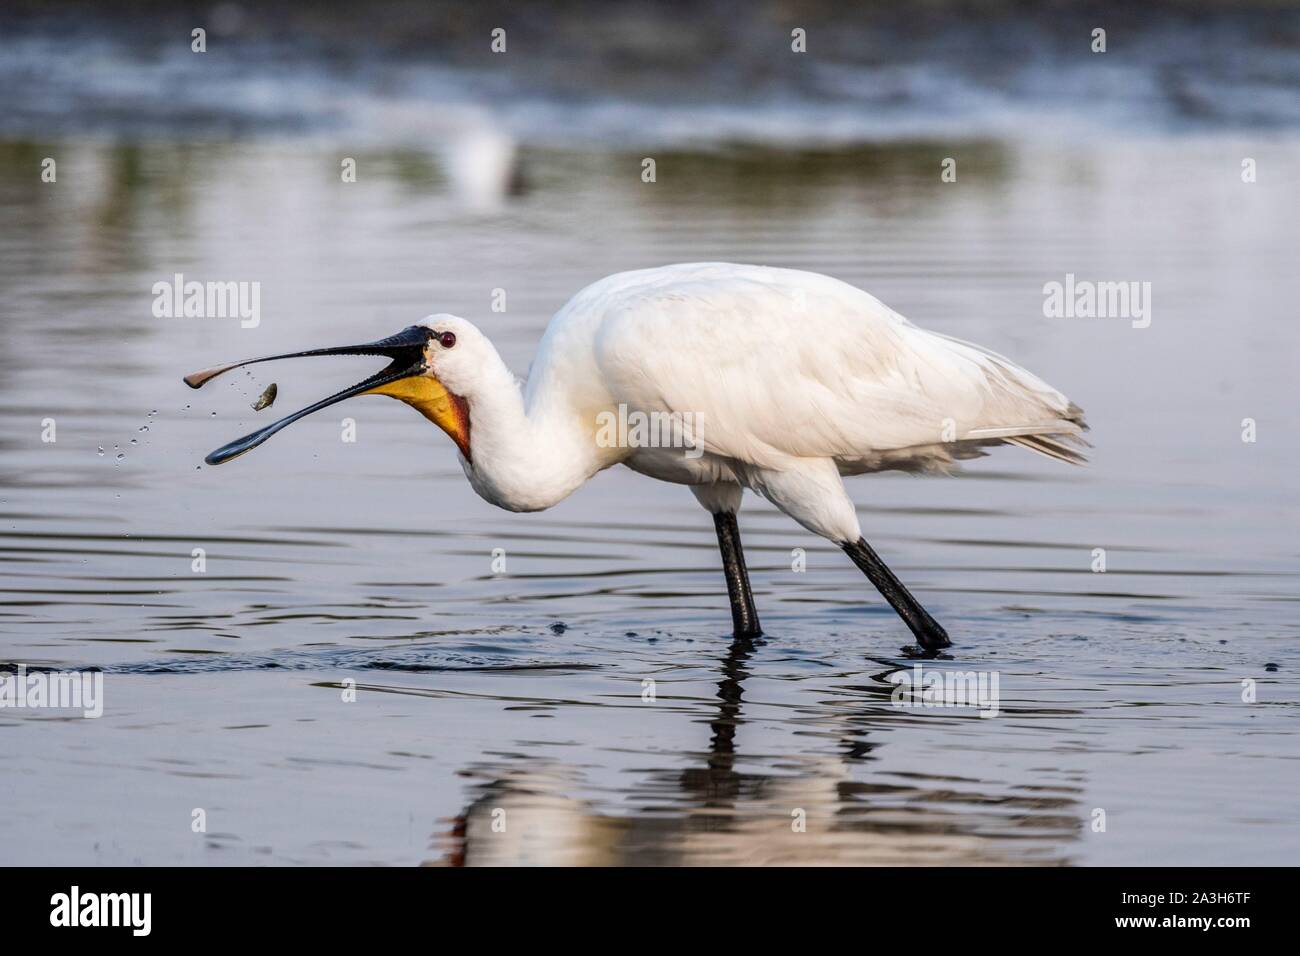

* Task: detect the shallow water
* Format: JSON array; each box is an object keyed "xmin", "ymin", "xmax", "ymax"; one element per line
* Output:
[{"xmin": 2, "ymin": 7, "xmax": 1299, "ymax": 866}]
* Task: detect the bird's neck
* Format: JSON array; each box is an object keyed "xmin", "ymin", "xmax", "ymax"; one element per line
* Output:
[{"xmin": 455, "ymin": 348, "xmax": 612, "ymax": 512}]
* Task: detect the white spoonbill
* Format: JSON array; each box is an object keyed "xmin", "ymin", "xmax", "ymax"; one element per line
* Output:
[{"xmin": 185, "ymin": 262, "xmax": 1088, "ymax": 650}]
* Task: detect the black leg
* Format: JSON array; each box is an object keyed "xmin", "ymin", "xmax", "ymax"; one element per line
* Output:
[
  {"xmin": 842, "ymin": 537, "xmax": 951, "ymax": 650},
  {"xmin": 713, "ymin": 511, "xmax": 762, "ymax": 639}
]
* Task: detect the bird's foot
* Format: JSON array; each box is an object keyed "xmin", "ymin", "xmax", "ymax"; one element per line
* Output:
[
  {"xmin": 915, "ymin": 621, "xmax": 952, "ymax": 652},
  {"xmin": 909, "ymin": 621, "xmax": 951, "ymax": 658},
  {"xmin": 901, "ymin": 643, "xmax": 953, "ymax": 660}
]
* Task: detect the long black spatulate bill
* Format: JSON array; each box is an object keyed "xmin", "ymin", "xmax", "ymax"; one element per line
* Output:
[{"xmin": 184, "ymin": 325, "xmax": 433, "ymax": 465}]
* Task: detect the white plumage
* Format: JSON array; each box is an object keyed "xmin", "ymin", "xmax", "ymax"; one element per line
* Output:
[
  {"xmin": 191, "ymin": 261, "xmax": 1088, "ymax": 649},
  {"xmin": 429, "ymin": 262, "xmax": 1086, "ymax": 542},
  {"xmin": 585, "ymin": 262, "xmax": 1085, "ymax": 471}
]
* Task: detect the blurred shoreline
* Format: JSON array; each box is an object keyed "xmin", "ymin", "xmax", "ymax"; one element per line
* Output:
[{"xmin": 3, "ymin": 1, "xmax": 1299, "ymax": 150}]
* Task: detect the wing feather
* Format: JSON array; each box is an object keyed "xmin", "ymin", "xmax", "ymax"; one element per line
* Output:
[{"xmin": 588, "ymin": 264, "xmax": 1086, "ymax": 471}]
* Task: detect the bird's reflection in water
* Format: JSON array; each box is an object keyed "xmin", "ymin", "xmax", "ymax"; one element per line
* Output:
[{"xmin": 428, "ymin": 637, "xmax": 1082, "ymax": 866}]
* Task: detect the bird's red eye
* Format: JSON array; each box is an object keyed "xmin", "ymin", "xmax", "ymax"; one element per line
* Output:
[{"xmin": 438, "ymin": 331, "xmax": 456, "ymax": 349}]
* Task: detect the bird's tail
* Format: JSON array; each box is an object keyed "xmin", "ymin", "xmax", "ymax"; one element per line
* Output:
[
  {"xmin": 1004, "ymin": 401, "xmax": 1090, "ymax": 465},
  {"xmin": 1006, "ymin": 432, "xmax": 1089, "ymax": 465},
  {"xmin": 961, "ymin": 401, "xmax": 1090, "ymax": 466},
  {"xmin": 926, "ymin": 329, "xmax": 1091, "ymax": 467}
]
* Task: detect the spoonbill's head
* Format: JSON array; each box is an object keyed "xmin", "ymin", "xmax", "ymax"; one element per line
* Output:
[{"xmin": 184, "ymin": 313, "xmax": 482, "ymax": 466}]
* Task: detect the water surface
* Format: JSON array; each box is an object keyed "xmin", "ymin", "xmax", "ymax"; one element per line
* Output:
[{"xmin": 1, "ymin": 6, "xmax": 1297, "ymax": 865}]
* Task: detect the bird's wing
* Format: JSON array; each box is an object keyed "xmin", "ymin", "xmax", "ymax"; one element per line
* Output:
[{"xmin": 592, "ymin": 266, "xmax": 1086, "ymax": 471}]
